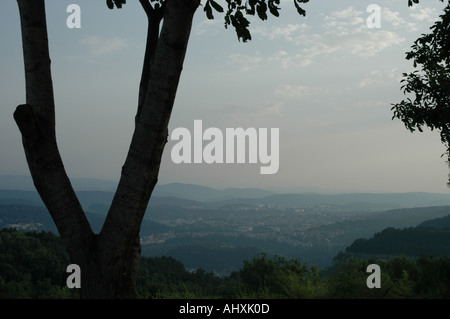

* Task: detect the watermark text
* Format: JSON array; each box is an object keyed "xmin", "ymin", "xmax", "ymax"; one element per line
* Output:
[{"xmin": 170, "ymin": 120, "xmax": 279, "ymax": 175}]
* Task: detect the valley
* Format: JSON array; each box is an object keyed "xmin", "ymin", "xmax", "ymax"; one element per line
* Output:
[{"xmin": 2, "ymin": 178, "xmax": 450, "ymax": 274}]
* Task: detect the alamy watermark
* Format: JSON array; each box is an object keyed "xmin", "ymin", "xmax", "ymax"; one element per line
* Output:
[
  {"xmin": 66, "ymin": 4, "xmax": 382, "ymax": 30},
  {"xmin": 66, "ymin": 263, "xmax": 382, "ymax": 289},
  {"xmin": 66, "ymin": 4, "xmax": 81, "ymax": 29},
  {"xmin": 66, "ymin": 264, "xmax": 81, "ymax": 288},
  {"xmin": 170, "ymin": 120, "xmax": 280, "ymax": 175},
  {"xmin": 367, "ymin": 4, "xmax": 382, "ymax": 29},
  {"xmin": 366, "ymin": 264, "xmax": 381, "ymax": 289}
]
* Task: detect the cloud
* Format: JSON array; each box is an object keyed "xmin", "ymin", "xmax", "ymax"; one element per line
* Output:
[
  {"xmin": 355, "ymin": 68, "xmax": 401, "ymax": 88},
  {"xmin": 228, "ymin": 49, "xmax": 313, "ymax": 71},
  {"xmin": 228, "ymin": 52, "xmax": 264, "ymax": 72},
  {"xmin": 194, "ymin": 18, "xmax": 222, "ymax": 36},
  {"xmin": 216, "ymin": 100, "xmax": 285, "ymax": 126},
  {"xmin": 227, "ymin": 5, "xmax": 419, "ymax": 71},
  {"xmin": 345, "ymin": 29, "xmax": 405, "ymax": 57},
  {"xmin": 324, "ymin": 6, "xmax": 426, "ymax": 33},
  {"xmin": 274, "ymin": 84, "xmax": 314, "ymax": 99},
  {"xmin": 324, "ymin": 6, "xmax": 365, "ymax": 33},
  {"xmin": 253, "ymin": 23, "xmax": 309, "ymax": 42},
  {"xmin": 318, "ymin": 7, "xmax": 406, "ymax": 57},
  {"xmin": 295, "ymin": 26, "xmax": 405, "ymax": 59},
  {"xmin": 409, "ymin": 7, "xmax": 440, "ymax": 23},
  {"xmin": 80, "ymin": 36, "xmax": 128, "ymax": 55},
  {"xmin": 227, "ymin": 27, "xmax": 404, "ymax": 71},
  {"xmin": 380, "ymin": 7, "xmax": 421, "ymax": 32},
  {"xmin": 383, "ymin": 8, "xmax": 405, "ymax": 27},
  {"xmin": 267, "ymin": 50, "xmax": 313, "ymax": 69},
  {"xmin": 260, "ymin": 101, "xmax": 284, "ymax": 116}
]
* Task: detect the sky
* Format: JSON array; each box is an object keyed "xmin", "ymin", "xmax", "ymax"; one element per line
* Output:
[{"xmin": 1, "ymin": 0, "xmax": 449, "ymax": 194}]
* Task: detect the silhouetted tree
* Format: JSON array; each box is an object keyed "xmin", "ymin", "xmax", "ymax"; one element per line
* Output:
[
  {"xmin": 392, "ymin": 0, "xmax": 450, "ymax": 185},
  {"xmin": 13, "ymin": 0, "xmax": 308, "ymax": 298},
  {"xmin": 14, "ymin": 0, "xmax": 432, "ymax": 298}
]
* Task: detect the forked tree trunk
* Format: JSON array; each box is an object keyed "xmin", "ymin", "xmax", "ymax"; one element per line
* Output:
[{"xmin": 14, "ymin": 0, "xmax": 200, "ymax": 298}]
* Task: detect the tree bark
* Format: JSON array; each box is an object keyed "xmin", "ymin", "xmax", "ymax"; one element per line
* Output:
[
  {"xmin": 14, "ymin": 0, "xmax": 94, "ymax": 267},
  {"xmin": 95, "ymin": 0, "xmax": 200, "ymax": 298},
  {"xmin": 137, "ymin": 0, "xmax": 165, "ymax": 118},
  {"xmin": 14, "ymin": 0, "xmax": 200, "ymax": 298}
]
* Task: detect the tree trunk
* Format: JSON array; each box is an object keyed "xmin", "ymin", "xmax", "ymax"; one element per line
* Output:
[
  {"xmin": 14, "ymin": 0, "xmax": 200, "ymax": 298},
  {"xmin": 15, "ymin": 0, "xmax": 94, "ymax": 267}
]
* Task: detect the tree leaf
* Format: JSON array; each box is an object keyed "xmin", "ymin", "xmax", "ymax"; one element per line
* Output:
[
  {"xmin": 268, "ymin": 2, "xmax": 280, "ymax": 17},
  {"xmin": 256, "ymin": 1, "xmax": 268, "ymax": 20},
  {"xmin": 204, "ymin": 1, "xmax": 214, "ymax": 20},
  {"xmin": 293, "ymin": 0, "xmax": 307, "ymax": 16},
  {"xmin": 231, "ymin": 10, "xmax": 252, "ymax": 42},
  {"xmin": 210, "ymin": 0, "xmax": 224, "ymax": 13},
  {"xmin": 114, "ymin": 0, "xmax": 126, "ymax": 8},
  {"xmin": 106, "ymin": 0, "xmax": 126, "ymax": 9}
]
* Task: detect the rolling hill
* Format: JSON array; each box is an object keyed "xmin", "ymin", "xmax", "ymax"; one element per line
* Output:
[
  {"xmin": 2, "ymin": 175, "xmax": 450, "ymax": 272},
  {"xmin": 336, "ymin": 212, "xmax": 450, "ymax": 261}
]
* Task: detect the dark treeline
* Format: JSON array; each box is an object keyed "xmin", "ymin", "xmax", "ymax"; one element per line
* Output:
[
  {"xmin": 1, "ymin": 228, "xmax": 450, "ymax": 298},
  {"xmin": 345, "ymin": 226, "xmax": 450, "ymax": 257}
]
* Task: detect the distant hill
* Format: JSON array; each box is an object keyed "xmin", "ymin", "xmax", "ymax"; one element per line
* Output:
[
  {"xmin": 215, "ymin": 192, "xmax": 450, "ymax": 210},
  {"xmin": 342, "ymin": 227, "xmax": 450, "ymax": 258},
  {"xmin": 0, "ymin": 175, "xmax": 118, "ymax": 191},
  {"xmin": 312, "ymin": 206, "xmax": 450, "ymax": 246},
  {"xmin": 0, "ymin": 204, "xmax": 57, "ymax": 232},
  {"xmin": 336, "ymin": 212, "xmax": 450, "ymax": 261},
  {"xmin": 419, "ymin": 214, "xmax": 450, "ymax": 228},
  {"xmin": 0, "ymin": 204, "xmax": 171, "ymax": 236},
  {"xmin": 150, "ymin": 183, "xmax": 276, "ymax": 202},
  {"xmin": 2, "ymin": 175, "xmax": 450, "ymax": 271},
  {"xmin": 0, "ymin": 175, "xmax": 275, "ymax": 202},
  {"xmin": 2, "ymin": 175, "xmax": 450, "ymax": 210},
  {"xmin": 0, "ymin": 190, "xmax": 44, "ymax": 206}
]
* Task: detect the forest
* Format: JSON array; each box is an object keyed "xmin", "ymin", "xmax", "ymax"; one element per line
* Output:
[
  {"xmin": 343, "ymin": 227, "xmax": 450, "ymax": 257},
  {"xmin": 1, "ymin": 228, "xmax": 450, "ymax": 299}
]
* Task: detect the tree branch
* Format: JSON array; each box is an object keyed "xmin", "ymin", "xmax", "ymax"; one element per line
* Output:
[
  {"xmin": 137, "ymin": 1, "xmax": 166, "ymax": 121},
  {"xmin": 100, "ymin": 0, "xmax": 200, "ymax": 261},
  {"xmin": 15, "ymin": 0, "xmax": 94, "ymax": 263},
  {"xmin": 139, "ymin": 0, "xmax": 153, "ymax": 17}
]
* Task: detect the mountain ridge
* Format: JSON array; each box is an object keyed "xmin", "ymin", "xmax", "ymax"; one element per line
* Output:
[
  {"xmin": 2, "ymin": 182, "xmax": 450, "ymax": 213},
  {"xmin": 4, "ymin": 175, "xmax": 450, "ymax": 208}
]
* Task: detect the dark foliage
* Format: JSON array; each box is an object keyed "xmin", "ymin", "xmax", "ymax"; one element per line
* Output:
[
  {"xmin": 107, "ymin": 0, "xmax": 309, "ymax": 42},
  {"xmin": 2, "ymin": 228, "xmax": 450, "ymax": 298},
  {"xmin": 392, "ymin": 1, "xmax": 450, "ymax": 184},
  {"xmin": 344, "ymin": 226, "xmax": 450, "ymax": 257},
  {"xmin": 0, "ymin": 228, "xmax": 75, "ymax": 298}
]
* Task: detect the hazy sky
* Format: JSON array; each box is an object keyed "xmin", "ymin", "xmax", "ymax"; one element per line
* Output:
[{"xmin": 1, "ymin": 0, "xmax": 449, "ymax": 193}]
